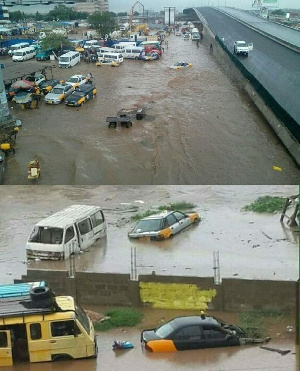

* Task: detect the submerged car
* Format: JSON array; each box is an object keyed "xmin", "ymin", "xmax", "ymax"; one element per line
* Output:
[
  {"xmin": 141, "ymin": 315, "xmax": 268, "ymax": 352},
  {"xmin": 44, "ymin": 83, "xmax": 73, "ymax": 104},
  {"xmin": 170, "ymin": 62, "xmax": 193, "ymax": 70},
  {"xmin": 128, "ymin": 210, "xmax": 200, "ymax": 240},
  {"xmin": 65, "ymin": 83, "xmax": 97, "ymax": 106},
  {"xmin": 38, "ymin": 79, "xmax": 61, "ymax": 94},
  {"xmin": 65, "ymin": 74, "xmax": 89, "ymax": 88}
]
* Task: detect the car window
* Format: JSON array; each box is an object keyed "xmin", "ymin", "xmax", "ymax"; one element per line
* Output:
[
  {"xmin": 203, "ymin": 327, "xmax": 227, "ymax": 339},
  {"xmin": 134, "ymin": 218, "xmax": 163, "ymax": 232},
  {"xmin": 173, "ymin": 211, "xmax": 186, "ymax": 221},
  {"xmin": 155, "ymin": 321, "xmax": 175, "ymax": 338},
  {"xmin": 165, "ymin": 214, "xmax": 177, "ymax": 227},
  {"xmin": 174, "ymin": 325, "xmax": 202, "ymax": 340}
]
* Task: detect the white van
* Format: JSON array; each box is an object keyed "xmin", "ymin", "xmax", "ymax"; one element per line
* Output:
[
  {"xmin": 98, "ymin": 52, "xmax": 124, "ymax": 63},
  {"xmin": 83, "ymin": 39, "xmax": 98, "ymax": 50},
  {"xmin": 112, "ymin": 42, "xmax": 136, "ymax": 52},
  {"xmin": 123, "ymin": 46, "xmax": 144, "ymax": 59},
  {"xmin": 8, "ymin": 42, "xmax": 30, "ymax": 56},
  {"xmin": 12, "ymin": 46, "xmax": 36, "ymax": 62},
  {"xmin": 59, "ymin": 51, "xmax": 80, "ymax": 68},
  {"xmin": 96, "ymin": 47, "xmax": 118, "ymax": 54},
  {"xmin": 26, "ymin": 204, "xmax": 107, "ymax": 260}
]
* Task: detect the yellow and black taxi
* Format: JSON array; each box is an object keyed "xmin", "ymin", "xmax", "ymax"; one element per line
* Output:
[
  {"xmin": 170, "ymin": 62, "xmax": 193, "ymax": 70},
  {"xmin": 38, "ymin": 79, "xmax": 61, "ymax": 95},
  {"xmin": 128, "ymin": 210, "xmax": 200, "ymax": 240},
  {"xmin": 44, "ymin": 83, "xmax": 73, "ymax": 104},
  {"xmin": 65, "ymin": 74, "xmax": 89, "ymax": 89},
  {"xmin": 65, "ymin": 83, "xmax": 97, "ymax": 107},
  {"xmin": 141, "ymin": 315, "xmax": 254, "ymax": 352}
]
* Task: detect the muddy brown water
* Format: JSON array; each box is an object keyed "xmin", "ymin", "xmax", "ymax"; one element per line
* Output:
[
  {"xmin": 0, "ymin": 185, "xmax": 298, "ymax": 285},
  {"xmin": 2, "ymin": 34, "xmax": 300, "ymax": 184}
]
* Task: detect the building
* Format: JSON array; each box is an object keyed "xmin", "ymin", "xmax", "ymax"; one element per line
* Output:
[
  {"xmin": 0, "ymin": 6, "xmax": 10, "ymax": 25},
  {"xmin": 74, "ymin": 0, "xmax": 109, "ymax": 14}
]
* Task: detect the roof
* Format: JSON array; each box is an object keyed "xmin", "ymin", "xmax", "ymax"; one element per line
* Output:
[
  {"xmin": 0, "ymin": 282, "xmax": 46, "ymax": 298},
  {"xmin": 141, "ymin": 210, "xmax": 173, "ymax": 220},
  {"xmin": 35, "ymin": 204, "xmax": 101, "ymax": 228},
  {"xmin": 171, "ymin": 316, "xmax": 219, "ymax": 327}
]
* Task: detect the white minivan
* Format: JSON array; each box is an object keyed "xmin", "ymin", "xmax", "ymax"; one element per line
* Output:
[
  {"xmin": 8, "ymin": 42, "xmax": 30, "ymax": 56},
  {"xmin": 26, "ymin": 204, "xmax": 107, "ymax": 260},
  {"xmin": 12, "ymin": 46, "xmax": 36, "ymax": 61},
  {"xmin": 123, "ymin": 46, "xmax": 144, "ymax": 59},
  {"xmin": 98, "ymin": 52, "xmax": 123, "ymax": 63},
  {"xmin": 59, "ymin": 51, "xmax": 80, "ymax": 68}
]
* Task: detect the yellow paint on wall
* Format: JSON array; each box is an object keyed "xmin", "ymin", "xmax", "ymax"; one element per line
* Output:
[{"xmin": 139, "ymin": 282, "xmax": 217, "ymax": 310}]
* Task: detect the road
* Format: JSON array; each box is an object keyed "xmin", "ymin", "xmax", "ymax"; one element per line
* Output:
[{"xmin": 196, "ymin": 7, "xmax": 300, "ymax": 136}]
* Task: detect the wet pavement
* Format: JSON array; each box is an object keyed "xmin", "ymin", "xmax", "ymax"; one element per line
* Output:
[
  {"xmin": 0, "ymin": 185, "xmax": 298, "ymax": 284},
  {"xmin": 1, "ymin": 33, "xmax": 299, "ymax": 185}
]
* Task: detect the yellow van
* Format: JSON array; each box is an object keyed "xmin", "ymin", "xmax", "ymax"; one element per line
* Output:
[{"xmin": 0, "ymin": 282, "xmax": 97, "ymax": 366}]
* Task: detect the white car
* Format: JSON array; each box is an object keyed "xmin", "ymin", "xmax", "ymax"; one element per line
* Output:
[
  {"xmin": 65, "ymin": 75, "xmax": 89, "ymax": 88},
  {"xmin": 170, "ymin": 62, "xmax": 193, "ymax": 70}
]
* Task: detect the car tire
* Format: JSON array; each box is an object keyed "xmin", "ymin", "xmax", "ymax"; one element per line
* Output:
[
  {"xmin": 193, "ymin": 217, "xmax": 200, "ymax": 224},
  {"xmin": 126, "ymin": 122, "xmax": 132, "ymax": 128},
  {"xmin": 30, "ymin": 286, "xmax": 51, "ymax": 301}
]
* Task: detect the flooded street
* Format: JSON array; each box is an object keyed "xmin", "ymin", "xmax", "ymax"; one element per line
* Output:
[
  {"xmin": 0, "ymin": 185, "xmax": 298, "ymax": 284},
  {"xmin": 2, "ymin": 34, "xmax": 299, "ymax": 184}
]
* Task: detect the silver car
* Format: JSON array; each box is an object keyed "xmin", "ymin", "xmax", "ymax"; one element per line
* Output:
[{"xmin": 44, "ymin": 83, "xmax": 73, "ymax": 104}]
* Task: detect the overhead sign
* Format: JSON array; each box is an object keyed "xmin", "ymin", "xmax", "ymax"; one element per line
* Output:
[{"xmin": 252, "ymin": 0, "xmax": 278, "ymax": 6}]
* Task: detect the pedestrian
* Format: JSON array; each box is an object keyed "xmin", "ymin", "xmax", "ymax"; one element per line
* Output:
[
  {"xmin": 210, "ymin": 43, "xmax": 213, "ymax": 52},
  {"xmin": 166, "ymin": 40, "xmax": 168, "ymax": 49}
]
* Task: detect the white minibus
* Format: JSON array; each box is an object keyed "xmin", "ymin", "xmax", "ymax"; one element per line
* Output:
[
  {"xmin": 59, "ymin": 51, "xmax": 80, "ymax": 68},
  {"xmin": 98, "ymin": 52, "xmax": 123, "ymax": 63},
  {"xmin": 83, "ymin": 39, "xmax": 98, "ymax": 49},
  {"xmin": 8, "ymin": 42, "xmax": 30, "ymax": 56},
  {"xmin": 26, "ymin": 204, "xmax": 107, "ymax": 260},
  {"xmin": 112, "ymin": 42, "xmax": 136, "ymax": 52},
  {"xmin": 12, "ymin": 46, "xmax": 36, "ymax": 61},
  {"xmin": 123, "ymin": 46, "xmax": 144, "ymax": 59}
]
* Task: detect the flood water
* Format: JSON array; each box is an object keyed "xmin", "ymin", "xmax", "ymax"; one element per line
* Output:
[
  {"xmin": 0, "ymin": 185, "xmax": 298, "ymax": 284},
  {"xmin": 2, "ymin": 34, "xmax": 300, "ymax": 184}
]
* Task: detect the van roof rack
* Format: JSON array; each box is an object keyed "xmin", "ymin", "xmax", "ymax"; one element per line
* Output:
[{"xmin": 0, "ymin": 281, "xmax": 47, "ymax": 298}]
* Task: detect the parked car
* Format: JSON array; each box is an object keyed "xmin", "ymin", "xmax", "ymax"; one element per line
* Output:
[
  {"xmin": 128, "ymin": 210, "xmax": 200, "ymax": 240},
  {"xmin": 65, "ymin": 83, "xmax": 97, "ymax": 106},
  {"xmin": 175, "ymin": 31, "xmax": 182, "ymax": 36},
  {"xmin": 65, "ymin": 74, "xmax": 89, "ymax": 88},
  {"xmin": 170, "ymin": 62, "xmax": 193, "ymax": 70},
  {"xmin": 38, "ymin": 79, "xmax": 61, "ymax": 94},
  {"xmin": 183, "ymin": 33, "xmax": 190, "ymax": 40},
  {"xmin": 141, "ymin": 52, "xmax": 159, "ymax": 61},
  {"xmin": 25, "ymin": 73, "xmax": 46, "ymax": 86},
  {"xmin": 141, "ymin": 315, "xmax": 268, "ymax": 352},
  {"xmin": 44, "ymin": 83, "xmax": 73, "ymax": 104}
]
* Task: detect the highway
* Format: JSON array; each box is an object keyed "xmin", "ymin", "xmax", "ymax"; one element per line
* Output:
[{"xmin": 195, "ymin": 7, "xmax": 300, "ymax": 137}]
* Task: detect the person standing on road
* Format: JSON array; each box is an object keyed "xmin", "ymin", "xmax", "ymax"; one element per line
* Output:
[{"xmin": 166, "ymin": 40, "xmax": 168, "ymax": 49}]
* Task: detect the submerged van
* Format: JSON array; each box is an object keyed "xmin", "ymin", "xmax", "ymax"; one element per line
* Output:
[
  {"xmin": 97, "ymin": 52, "xmax": 123, "ymax": 63},
  {"xmin": 12, "ymin": 46, "xmax": 36, "ymax": 62},
  {"xmin": 8, "ymin": 42, "xmax": 30, "ymax": 56},
  {"xmin": 26, "ymin": 204, "xmax": 107, "ymax": 260},
  {"xmin": 0, "ymin": 281, "xmax": 97, "ymax": 366},
  {"xmin": 123, "ymin": 46, "xmax": 144, "ymax": 59},
  {"xmin": 58, "ymin": 51, "xmax": 80, "ymax": 68}
]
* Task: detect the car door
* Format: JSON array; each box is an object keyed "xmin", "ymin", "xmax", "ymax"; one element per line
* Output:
[
  {"xmin": 64, "ymin": 225, "xmax": 80, "ymax": 257},
  {"xmin": 173, "ymin": 211, "xmax": 191, "ymax": 232},
  {"xmin": 172, "ymin": 325, "xmax": 204, "ymax": 351},
  {"xmin": 0, "ymin": 330, "xmax": 13, "ymax": 366},
  {"xmin": 165, "ymin": 213, "xmax": 180, "ymax": 235},
  {"xmin": 65, "ymin": 85, "xmax": 72, "ymax": 97},
  {"xmin": 202, "ymin": 326, "xmax": 235, "ymax": 348},
  {"xmin": 76, "ymin": 217, "xmax": 94, "ymax": 250}
]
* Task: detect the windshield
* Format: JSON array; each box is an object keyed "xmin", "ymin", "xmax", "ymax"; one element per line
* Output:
[
  {"xmin": 29, "ymin": 226, "xmax": 64, "ymax": 244},
  {"xmin": 52, "ymin": 88, "xmax": 63, "ymax": 94},
  {"xmin": 69, "ymin": 92, "xmax": 84, "ymax": 99},
  {"xmin": 14, "ymin": 51, "xmax": 23, "ymax": 56},
  {"xmin": 75, "ymin": 301, "xmax": 90, "ymax": 334},
  {"xmin": 238, "ymin": 42, "xmax": 247, "ymax": 47},
  {"xmin": 60, "ymin": 57, "xmax": 70, "ymax": 62},
  {"xmin": 67, "ymin": 78, "xmax": 78, "ymax": 83},
  {"xmin": 155, "ymin": 321, "xmax": 175, "ymax": 338},
  {"xmin": 133, "ymin": 218, "xmax": 163, "ymax": 232}
]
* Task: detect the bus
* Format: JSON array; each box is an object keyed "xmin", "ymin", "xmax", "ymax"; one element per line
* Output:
[
  {"xmin": 0, "ymin": 282, "xmax": 97, "ymax": 366},
  {"xmin": 26, "ymin": 204, "xmax": 107, "ymax": 260},
  {"xmin": 191, "ymin": 28, "xmax": 200, "ymax": 41}
]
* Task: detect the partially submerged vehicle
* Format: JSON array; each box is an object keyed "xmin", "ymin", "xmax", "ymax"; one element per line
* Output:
[
  {"xmin": 27, "ymin": 160, "xmax": 40, "ymax": 180},
  {"xmin": 0, "ymin": 282, "xmax": 97, "ymax": 366},
  {"xmin": 26, "ymin": 204, "xmax": 107, "ymax": 260},
  {"xmin": 141, "ymin": 314, "xmax": 270, "ymax": 352},
  {"xmin": 107, "ymin": 107, "xmax": 146, "ymax": 128}
]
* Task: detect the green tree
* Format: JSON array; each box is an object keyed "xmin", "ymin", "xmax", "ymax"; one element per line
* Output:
[
  {"xmin": 34, "ymin": 11, "xmax": 44, "ymax": 22},
  {"xmin": 9, "ymin": 11, "xmax": 26, "ymax": 22},
  {"xmin": 117, "ymin": 12, "xmax": 128, "ymax": 16},
  {"xmin": 87, "ymin": 12, "xmax": 117, "ymax": 38},
  {"xmin": 41, "ymin": 33, "xmax": 71, "ymax": 51}
]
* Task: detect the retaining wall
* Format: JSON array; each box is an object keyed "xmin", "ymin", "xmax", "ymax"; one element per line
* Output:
[{"xmin": 18, "ymin": 270, "xmax": 296, "ymax": 314}]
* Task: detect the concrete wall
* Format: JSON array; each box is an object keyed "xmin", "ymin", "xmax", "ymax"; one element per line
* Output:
[{"xmin": 18, "ymin": 270, "xmax": 296, "ymax": 314}]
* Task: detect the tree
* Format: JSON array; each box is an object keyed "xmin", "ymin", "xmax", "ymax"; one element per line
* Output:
[
  {"xmin": 41, "ymin": 33, "xmax": 71, "ymax": 51},
  {"xmin": 117, "ymin": 12, "xmax": 128, "ymax": 16},
  {"xmin": 87, "ymin": 12, "xmax": 117, "ymax": 38},
  {"xmin": 9, "ymin": 11, "xmax": 26, "ymax": 22},
  {"xmin": 34, "ymin": 11, "xmax": 43, "ymax": 22}
]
